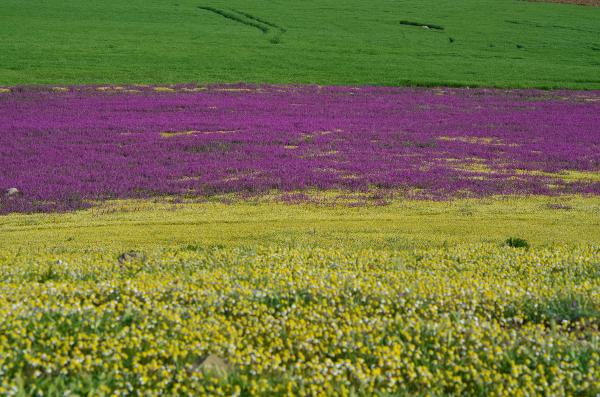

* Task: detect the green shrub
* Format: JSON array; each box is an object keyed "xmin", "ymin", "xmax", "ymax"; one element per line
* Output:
[{"xmin": 505, "ymin": 237, "xmax": 529, "ymax": 248}]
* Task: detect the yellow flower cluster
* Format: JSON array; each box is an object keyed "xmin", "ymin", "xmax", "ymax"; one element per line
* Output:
[{"xmin": 0, "ymin": 244, "xmax": 598, "ymax": 396}]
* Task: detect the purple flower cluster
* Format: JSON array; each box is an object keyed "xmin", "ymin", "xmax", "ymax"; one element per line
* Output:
[{"xmin": 1, "ymin": 85, "xmax": 599, "ymax": 213}]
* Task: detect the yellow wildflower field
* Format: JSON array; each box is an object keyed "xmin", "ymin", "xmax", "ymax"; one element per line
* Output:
[
  {"xmin": 0, "ymin": 244, "xmax": 598, "ymax": 395},
  {"xmin": 0, "ymin": 197, "xmax": 599, "ymax": 395}
]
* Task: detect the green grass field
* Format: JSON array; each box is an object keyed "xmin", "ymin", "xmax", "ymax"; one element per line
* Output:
[{"xmin": 1, "ymin": 0, "xmax": 599, "ymax": 88}]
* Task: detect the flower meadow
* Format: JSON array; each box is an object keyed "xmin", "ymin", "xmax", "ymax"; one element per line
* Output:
[
  {"xmin": 1, "ymin": 85, "xmax": 599, "ymax": 213},
  {"xmin": 3, "ymin": 1, "xmax": 600, "ymax": 395},
  {"xmin": 0, "ymin": 245, "xmax": 599, "ymax": 396},
  {"xmin": 1, "ymin": 83, "xmax": 599, "ymax": 396}
]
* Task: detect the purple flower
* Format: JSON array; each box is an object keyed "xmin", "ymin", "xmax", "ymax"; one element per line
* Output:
[{"xmin": 1, "ymin": 84, "xmax": 598, "ymax": 213}]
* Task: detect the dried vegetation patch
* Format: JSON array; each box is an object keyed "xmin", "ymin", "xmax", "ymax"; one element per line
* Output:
[{"xmin": 527, "ymin": 0, "xmax": 600, "ymax": 5}]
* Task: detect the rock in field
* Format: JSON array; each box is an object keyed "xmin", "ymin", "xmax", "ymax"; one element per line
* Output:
[
  {"xmin": 118, "ymin": 251, "xmax": 146, "ymax": 264},
  {"xmin": 195, "ymin": 354, "xmax": 230, "ymax": 375},
  {"xmin": 4, "ymin": 188, "xmax": 21, "ymax": 198}
]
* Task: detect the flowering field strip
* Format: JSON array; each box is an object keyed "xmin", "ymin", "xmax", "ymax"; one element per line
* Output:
[
  {"xmin": 0, "ymin": 244, "xmax": 598, "ymax": 395},
  {"xmin": 1, "ymin": 85, "xmax": 599, "ymax": 213},
  {"xmin": 1, "ymin": 197, "xmax": 599, "ymax": 252}
]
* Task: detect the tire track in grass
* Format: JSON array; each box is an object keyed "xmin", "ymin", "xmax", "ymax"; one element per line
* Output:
[
  {"xmin": 230, "ymin": 8, "xmax": 286, "ymax": 44},
  {"xmin": 399, "ymin": 20, "xmax": 444, "ymax": 31},
  {"xmin": 198, "ymin": 6, "xmax": 269, "ymax": 33},
  {"xmin": 399, "ymin": 19, "xmax": 456, "ymax": 46},
  {"xmin": 230, "ymin": 9, "xmax": 286, "ymax": 33},
  {"xmin": 198, "ymin": 6, "xmax": 286, "ymax": 43}
]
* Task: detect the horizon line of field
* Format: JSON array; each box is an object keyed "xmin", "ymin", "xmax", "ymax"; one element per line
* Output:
[{"xmin": 3, "ymin": 83, "xmax": 600, "ymax": 92}]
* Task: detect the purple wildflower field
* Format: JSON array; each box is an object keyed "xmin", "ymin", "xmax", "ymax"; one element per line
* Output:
[{"xmin": 1, "ymin": 85, "xmax": 599, "ymax": 213}]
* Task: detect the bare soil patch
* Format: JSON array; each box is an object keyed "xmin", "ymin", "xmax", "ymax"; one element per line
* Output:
[{"xmin": 527, "ymin": 0, "xmax": 600, "ymax": 6}]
